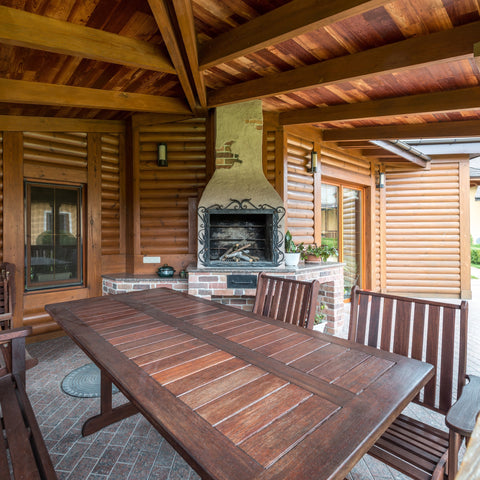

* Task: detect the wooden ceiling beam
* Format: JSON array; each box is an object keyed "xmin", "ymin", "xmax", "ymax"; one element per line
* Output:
[
  {"xmin": 147, "ymin": 0, "xmax": 198, "ymax": 112},
  {"xmin": 475, "ymin": 42, "xmax": 480, "ymax": 70},
  {"xmin": 172, "ymin": 0, "xmax": 207, "ymax": 108},
  {"xmin": 0, "ymin": 5, "xmax": 175, "ymax": 74},
  {"xmin": 208, "ymin": 21, "xmax": 479, "ymax": 106},
  {"xmin": 0, "ymin": 78, "xmax": 191, "ymax": 114},
  {"xmin": 0, "ymin": 115, "xmax": 125, "ymax": 132},
  {"xmin": 323, "ymin": 120, "xmax": 480, "ymax": 141},
  {"xmin": 279, "ymin": 86, "xmax": 480, "ymax": 125},
  {"xmin": 198, "ymin": 0, "xmax": 391, "ymax": 70}
]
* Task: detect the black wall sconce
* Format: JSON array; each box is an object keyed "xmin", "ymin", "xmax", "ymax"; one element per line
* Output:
[
  {"xmin": 376, "ymin": 170, "xmax": 385, "ymax": 189},
  {"xmin": 308, "ymin": 150, "xmax": 318, "ymax": 173},
  {"xmin": 157, "ymin": 143, "xmax": 168, "ymax": 167}
]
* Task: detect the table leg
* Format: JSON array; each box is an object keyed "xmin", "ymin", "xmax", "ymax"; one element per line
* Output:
[{"xmin": 81, "ymin": 369, "xmax": 138, "ymax": 436}]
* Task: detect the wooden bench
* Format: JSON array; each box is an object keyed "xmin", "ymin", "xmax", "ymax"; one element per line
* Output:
[{"xmin": 0, "ymin": 327, "xmax": 57, "ymax": 480}]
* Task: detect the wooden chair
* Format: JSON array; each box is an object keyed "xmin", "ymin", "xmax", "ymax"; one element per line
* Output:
[
  {"xmin": 0, "ymin": 262, "xmax": 15, "ymax": 330},
  {"xmin": 0, "ymin": 326, "xmax": 57, "ymax": 479},
  {"xmin": 253, "ymin": 273, "xmax": 320, "ymax": 329},
  {"xmin": 0, "ymin": 262, "xmax": 38, "ymax": 374},
  {"xmin": 349, "ymin": 286, "xmax": 480, "ymax": 479}
]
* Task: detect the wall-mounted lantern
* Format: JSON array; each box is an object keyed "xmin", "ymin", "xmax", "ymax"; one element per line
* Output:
[
  {"xmin": 376, "ymin": 169, "xmax": 386, "ymax": 189},
  {"xmin": 157, "ymin": 143, "xmax": 168, "ymax": 167},
  {"xmin": 308, "ymin": 150, "xmax": 318, "ymax": 173}
]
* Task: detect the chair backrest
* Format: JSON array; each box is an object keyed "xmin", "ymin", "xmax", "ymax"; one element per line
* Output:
[
  {"xmin": 0, "ymin": 263, "xmax": 14, "ymax": 328},
  {"xmin": 349, "ymin": 286, "xmax": 468, "ymax": 414},
  {"xmin": 253, "ymin": 273, "xmax": 320, "ymax": 329}
]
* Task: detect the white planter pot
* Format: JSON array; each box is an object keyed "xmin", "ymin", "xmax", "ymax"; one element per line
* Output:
[
  {"xmin": 284, "ymin": 252, "xmax": 301, "ymax": 267},
  {"xmin": 313, "ymin": 322, "xmax": 327, "ymax": 333}
]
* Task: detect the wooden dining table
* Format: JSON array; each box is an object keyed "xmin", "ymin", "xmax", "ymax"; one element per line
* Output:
[{"xmin": 46, "ymin": 287, "xmax": 434, "ymax": 480}]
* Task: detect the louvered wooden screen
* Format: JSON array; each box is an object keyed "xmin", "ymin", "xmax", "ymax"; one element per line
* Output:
[
  {"xmin": 385, "ymin": 161, "xmax": 461, "ymax": 296},
  {"xmin": 285, "ymin": 134, "xmax": 314, "ymax": 244},
  {"xmin": 0, "ymin": 133, "xmax": 3, "ymax": 262},
  {"xmin": 138, "ymin": 118, "xmax": 207, "ymax": 254},
  {"xmin": 101, "ymin": 134, "xmax": 121, "ymax": 256},
  {"xmin": 264, "ymin": 130, "xmax": 276, "ymax": 188}
]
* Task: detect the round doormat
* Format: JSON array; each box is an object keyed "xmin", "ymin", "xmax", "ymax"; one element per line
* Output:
[{"xmin": 61, "ymin": 363, "xmax": 119, "ymax": 398}]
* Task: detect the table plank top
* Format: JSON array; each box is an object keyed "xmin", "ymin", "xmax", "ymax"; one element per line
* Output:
[{"xmin": 46, "ymin": 288, "xmax": 434, "ymax": 480}]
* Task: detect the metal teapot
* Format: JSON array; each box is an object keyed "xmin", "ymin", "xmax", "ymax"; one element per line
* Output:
[{"xmin": 157, "ymin": 264, "xmax": 175, "ymax": 278}]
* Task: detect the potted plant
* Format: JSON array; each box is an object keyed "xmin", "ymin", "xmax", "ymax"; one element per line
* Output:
[
  {"xmin": 303, "ymin": 243, "xmax": 338, "ymax": 263},
  {"xmin": 284, "ymin": 230, "xmax": 304, "ymax": 267},
  {"xmin": 313, "ymin": 302, "xmax": 328, "ymax": 332}
]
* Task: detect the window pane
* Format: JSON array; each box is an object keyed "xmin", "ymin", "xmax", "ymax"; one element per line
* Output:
[
  {"xmin": 27, "ymin": 183, "xmax": 82, "ymax": 289},
  {"xmin": 343, "ymin": 188, "xmax": 361, "ymax": 298},
  {"xmin": 321, "ymin": 184, "xmax": 339, "ymax": 253}
]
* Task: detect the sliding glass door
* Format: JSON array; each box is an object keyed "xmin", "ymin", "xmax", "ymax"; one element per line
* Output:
[{"xmin": 321, "ymin": 183, "xmax": 363, "ymax": 298}]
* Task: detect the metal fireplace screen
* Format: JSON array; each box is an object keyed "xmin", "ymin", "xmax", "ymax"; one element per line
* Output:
[{"xmin": 198, "ymin": 200, "xmax": 284, "ymax": 267}]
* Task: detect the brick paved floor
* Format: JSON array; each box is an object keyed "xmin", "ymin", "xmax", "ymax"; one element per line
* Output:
[{"xmin": 26, "ymin": 280, "xmax": 480, "ymax": 480}]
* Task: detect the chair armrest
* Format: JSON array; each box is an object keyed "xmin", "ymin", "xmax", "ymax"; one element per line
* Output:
[
  {"xmin": 0, "ymin": 326, "xmax": 32, "ymax": 343},
  {"xmin": 446, "ymin": 375, "xmax": 480, "ymax": 437}
]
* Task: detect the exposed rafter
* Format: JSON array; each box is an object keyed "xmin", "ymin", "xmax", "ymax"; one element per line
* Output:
[
  {"xmin": 172, "ymin": 0, "xmax": 207, "ymax": 108},
  {"xmin": 280, "ymin": 86, "xmax": 480, "ymax": 125},
  {"xmin": 147, "ymin": 0, "xmax": 198, "ymax": 111},
  {"xmin": 0, "ymin": 79, "xmax": 191, "ymax": 114},
  {"xmin": 208, "ymin": 21, "xmax": 479, "ymax": 107},
  {"xmin": 0, "ymin": 6, "xmax": 175, "ymax": 74},
  {"xmin": 323, "ymin": 120, "xmax": 480, "ymax": 142},
  {"xmin": 198, "ymin": 0, "xmax": 392, "ymax": 70}
]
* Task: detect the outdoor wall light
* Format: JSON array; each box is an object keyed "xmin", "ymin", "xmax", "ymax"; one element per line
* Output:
[
  {"xmin": 376, "ymin": 170, "xmax": 386, "ymax": 189},
  {"xmin": 308, "ymin": 150, "xmax": 318, "ymax": 173},
  {"xmin": 157, "ymin": 143, "xmax": 168, "ymax": 167}
]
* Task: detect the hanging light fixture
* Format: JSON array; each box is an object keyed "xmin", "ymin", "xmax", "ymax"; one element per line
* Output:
[{"xmin": 157, "ymin": 143, "xmax": 168, "ymax": 167}]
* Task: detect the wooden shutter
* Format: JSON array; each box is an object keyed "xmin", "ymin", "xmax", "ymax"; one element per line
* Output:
[{"xmin": 385, "ymin": 161, "xmax": 461, "ymax": 296}]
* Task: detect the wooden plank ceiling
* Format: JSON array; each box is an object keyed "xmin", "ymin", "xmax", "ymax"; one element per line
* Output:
[{"xmin": 1, "ymin": 0, "xmax": 480, "ymax": 162}]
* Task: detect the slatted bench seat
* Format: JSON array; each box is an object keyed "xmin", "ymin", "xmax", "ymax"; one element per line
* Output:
[{"xmin": 0, "ymin": 327, "xmax": 57, "ymax": 480}]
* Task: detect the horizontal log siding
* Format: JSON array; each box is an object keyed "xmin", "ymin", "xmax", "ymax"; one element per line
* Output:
[
  {"xmin": 286, "ymin": 134, "xmax": 314, "ymax": 244},
  {"xmin": 23, "ymin": 131, "xmax": 88, "ymax": 172},
  {"xmin": 101, "ymin": 134, "xmax": 121, "ymax": 256},
  {"xmin": 264, "ymin": 130, "xmax": 276, "ymax": 188},
  {"xmin": 138, "ymin": 118, "xmax": 207, "ymax": 254},
  {"xmin": 385, "ymin": 161, "xmax": 461, "ymax": 296},
  {"xmin": 0, "ymin": 133, "xmax": 2, "ymax": 262},
  {"xmin": 375, "ymin": 188, "xmax": 381, "ymax": 291},
  {"xmin": 321, "ymin": 145, "xmax": 371, "ymax": 177}
]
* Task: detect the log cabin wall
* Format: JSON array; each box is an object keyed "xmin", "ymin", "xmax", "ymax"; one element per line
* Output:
[
  {"xmin": 1, "ymin": 122, "xmax": 125, "ymax": 340},
  {"xmin": 0, "ymin": 133, "xmax": 3, "ymax": 264},
  {"xmin": 382, "ymin": 157, "xmax": 471, "ymax": 299},
  {"xmin": 133, "ymin": 118, "xmax": 209, "ymax": 274}
]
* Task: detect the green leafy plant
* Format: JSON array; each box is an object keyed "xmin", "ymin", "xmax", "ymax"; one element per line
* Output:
[
  {"xmin": 303, "ymin": 244, "xmax": 338, "ymax": 262},
  {"xmin": 284, "ymin": 230, "xmax": 304, "ymax": 254},
  {"xmin": 314, "ymin": 302, "xmax": 327, "ymax": 325}
]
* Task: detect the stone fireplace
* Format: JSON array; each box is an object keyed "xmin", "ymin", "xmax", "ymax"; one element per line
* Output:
[
  {"xmin": 197, "ymin": 199, "xmax": 284, "ymax": 267},
  {"xmin": 197, "ymin": 100, "xmax": 285, "ymax": 268}
]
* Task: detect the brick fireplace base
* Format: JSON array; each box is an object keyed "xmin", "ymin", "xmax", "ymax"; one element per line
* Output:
[{"xmin": 102, "ymin": 262, "xmax": 344, "ymax": 334}]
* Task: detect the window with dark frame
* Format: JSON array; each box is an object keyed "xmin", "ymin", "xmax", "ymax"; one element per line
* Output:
[{"xmin": 25, "ymin": 182, "xmax": 83, "ymax": 290}]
